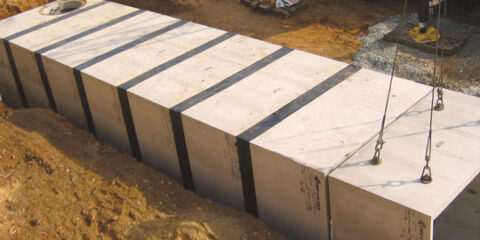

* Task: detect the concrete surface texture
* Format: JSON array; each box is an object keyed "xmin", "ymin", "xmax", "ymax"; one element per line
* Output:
[
  {"xmin": 250, "ymin": 68, "xmax": 431, "ymax": 239},
  {"xmin": 181, "ymin": 50, "xmax": 346, "ymax": 212},
  {"xmin": 43, "ymin": 11, "xmax": 180, "ymax": 130},
  {"xmin": 80, "ymin": 21, "xmax": 226, "ymax": 154},
  {"xmin": 10, "ymin": 1, "xmax": 136, "ymax": 110},
  {"xmin": 0, "ymin": 0, "xmax": 104, "ymax": 108},
  {"xmin": 127, "ymin": 35, "xmax": 280, "ymax": 183},
  {"xmin": 329, "ymin": 90, "xmax": 480, "ymax": 240},
  {"xmin": 0, "ymin": 1, "xmax": 478, "ymax": 240}
]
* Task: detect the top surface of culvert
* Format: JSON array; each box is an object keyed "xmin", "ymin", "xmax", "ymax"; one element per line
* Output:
[{"xmin": 40, "ymin": 0, "xmax": 86, "ymax": 15}]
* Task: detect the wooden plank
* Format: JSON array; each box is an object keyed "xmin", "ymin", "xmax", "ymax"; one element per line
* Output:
[
  {"xmin": 384, "ymin": 23, "xmax": 467, "ymax": 56},
  {"xmin": 329, "ymin": 90, "xmax": 480, "ymax": 240}
]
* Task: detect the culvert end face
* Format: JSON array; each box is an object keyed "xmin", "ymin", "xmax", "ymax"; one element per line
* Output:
[{"xmin": 40, "ymin": 0, "xmax": 86, "ymax": 15}]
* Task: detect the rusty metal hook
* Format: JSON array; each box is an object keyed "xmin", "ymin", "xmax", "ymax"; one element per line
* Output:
[
  {"xmin": 371, "ymin": 139, "xmax": 385, "ymax": 165},
  {"xmin": 420, "ymin": 165, "xmax": 432, "ymax": 184},
  {"xmin": 434, "ymin": 88, "xmax": 444, "ymax": 111}
]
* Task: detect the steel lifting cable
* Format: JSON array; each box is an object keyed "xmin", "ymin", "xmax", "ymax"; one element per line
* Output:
[
  {"xmin": 371, "ymin": 0, "xmax": 409, "ymax": 165},
  {"xmin": 434, "ymin": 0, "xmax": 447, "ymax": 111},
  {"xmin": 421, "ymin": 0, "xmax": 446, "ymax": 184}
]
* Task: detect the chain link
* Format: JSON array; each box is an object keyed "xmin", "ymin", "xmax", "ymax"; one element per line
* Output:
[
  {"xmin": 420, "ymin": 161, "xmax": 433, "ymax": 183},
  {"xmin": 372, "ymin": 135, "xmax": 385, "ymax": 165},
  {"xmin": 434, "ymin": 87, "xmax": 444, "ymax": 111},
  {"xmin": 421, "ymin": 130, "xmax": 433, "ymax": 183}
]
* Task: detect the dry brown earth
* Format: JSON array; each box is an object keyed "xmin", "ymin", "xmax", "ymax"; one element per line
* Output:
[{"xmin": 0, "ymin": 102, "xmax": 285, "ymax": 240}]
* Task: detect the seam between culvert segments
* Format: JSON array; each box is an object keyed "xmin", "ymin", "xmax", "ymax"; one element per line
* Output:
[
  {"xmin": 117, "ymin": 31, "xmax": 236, "ymax": 174},
  {"xmin": 2, "ymin": 1, "xmax": 108, "ymax": 108},
  {"xmin": 324, "ymin": 89, "xmax": 432, "ymax": 240},
  {"xmin": 32, "ymin": 9, "xmax": 146, "ymax": 121},
  {"xmin": 236, "ymin": 64, "xmax": 361, "ymax": 217},
  {"xmin": 72, "ymin": 19, "xmax": 189, "ymax": 137},
  {"xmin": 167, "ymin": 47, "xmax": 293, "ymax": 192}
]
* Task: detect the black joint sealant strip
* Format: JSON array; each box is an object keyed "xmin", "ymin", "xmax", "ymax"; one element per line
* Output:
[
  {"xmin": 117, "ymin": 87, "xmax": 142, "ymax": 161},
  {"xmin": 2, "ymin": 40, "xmax": 28, "ymax": 107},
  {"xmin": 75, "ymin": 20, "xmax": 189, "ymax": 71},
  {"xmin": 4, "ymin": 1, "xmax": 108, "ymax": 41},
  {"xmin": 36, "ymin": 9, "xmax": 146, "ymax": 54},
  {"xmin": 2, "ymin": 1, "xmax": 108, "ymax": 108},
  {"xmin": 169, "ymin": 110, "xmax": 194, "ymax": 190},
  {"xmin": 35, "ymin": 53, "xmax": 57, "ymax": 112},
  {"xmin": 72, "ymin": 19, "xmax": 188, "ymax": 139},
  {"xmin": 236, "ymin": 64, "xmax": 361, "ymax": 217},
  {"xmin": 118, "ymin": 32, "xmax": 236, "ymax": 90},
  {"xmin": 169, "ymin": 47, "xmax": 293, "ymax": 192},
  {"xmin": 117, "ymin": 32, "xmax": 236, "ymax": 180},
  {"xmin": 33, "ymin": 9, "xmax": 146, "ymax": 115},
  {"xmin": 73, "ymin": 68, "xmax": 97, "ymax": 136}
]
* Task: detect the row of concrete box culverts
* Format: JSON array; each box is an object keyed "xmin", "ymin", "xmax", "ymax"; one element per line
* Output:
[{"xmin": 0, "ymin": 1, "xmax": 478, "ymax": 239}]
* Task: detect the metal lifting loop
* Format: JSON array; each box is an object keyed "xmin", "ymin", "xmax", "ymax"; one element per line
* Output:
[
  {"xmin": 421, "ymin": 0, "xmax": 446, "ymax": 184},
  {"xmin": 434, "ymin": 87, "xmax": 444, "ymax": 111},
  {"xmin": 372, "ymin": 138, "xmax": 384, "ymax": 165},
  {"xmin": 421, "ymin": 162, "xmax": 433, "ymax": 184},
  {"xmin": 421, "ymin": 130, "xmax": 433, "ymax": 184},
  {"xmin": 371, "ymin": 0, "xmax": 408, "ymax": 165}
]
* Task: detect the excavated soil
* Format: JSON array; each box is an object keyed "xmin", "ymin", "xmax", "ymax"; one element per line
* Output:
[
  {"xmin": 0, "ymin": 102, "xmax": 284, "ymax": 240},
  {"xmin": 0, "ymin": 0, "xmax": 50, "ymax": 19}
]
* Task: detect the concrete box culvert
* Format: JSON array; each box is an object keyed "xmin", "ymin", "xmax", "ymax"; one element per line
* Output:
[{"xmin": 0, "ymin": 1, "xmax": 479, "ymax": 240}]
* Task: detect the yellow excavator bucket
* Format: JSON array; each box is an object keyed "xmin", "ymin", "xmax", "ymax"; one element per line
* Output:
[{"xmin": 409, "ymin": 26, "xmax": 441, "ymax": 43}]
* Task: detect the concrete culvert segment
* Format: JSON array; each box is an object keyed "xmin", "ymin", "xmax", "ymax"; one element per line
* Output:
[
  {"xmin": 40, "ymin": 0, "xmax": 86, "ymax": 15},
  {"xmin": 0, "ymin": 1, "xmax": 479, "ymax": 239}
]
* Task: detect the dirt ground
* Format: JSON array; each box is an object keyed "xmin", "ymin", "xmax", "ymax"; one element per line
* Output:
[
  {"xmin": 0, "ymin": 102, "xmax": 284, "ymax": 240},
  {"xmin": 0, "ymin": 0, "xmax": 50, "ymax": 19},
  {"xmin": 112, "ymin": 0, "xmax": 480, "ymax": 62},
  {"xmin": 0, "ymin": 0, "xmax": 479, "ymax": 239}
]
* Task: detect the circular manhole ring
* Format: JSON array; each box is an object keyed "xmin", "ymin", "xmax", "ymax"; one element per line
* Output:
[{"xmin": 39, "ymin": 0, "xmax": 86, "ymax": 16}]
